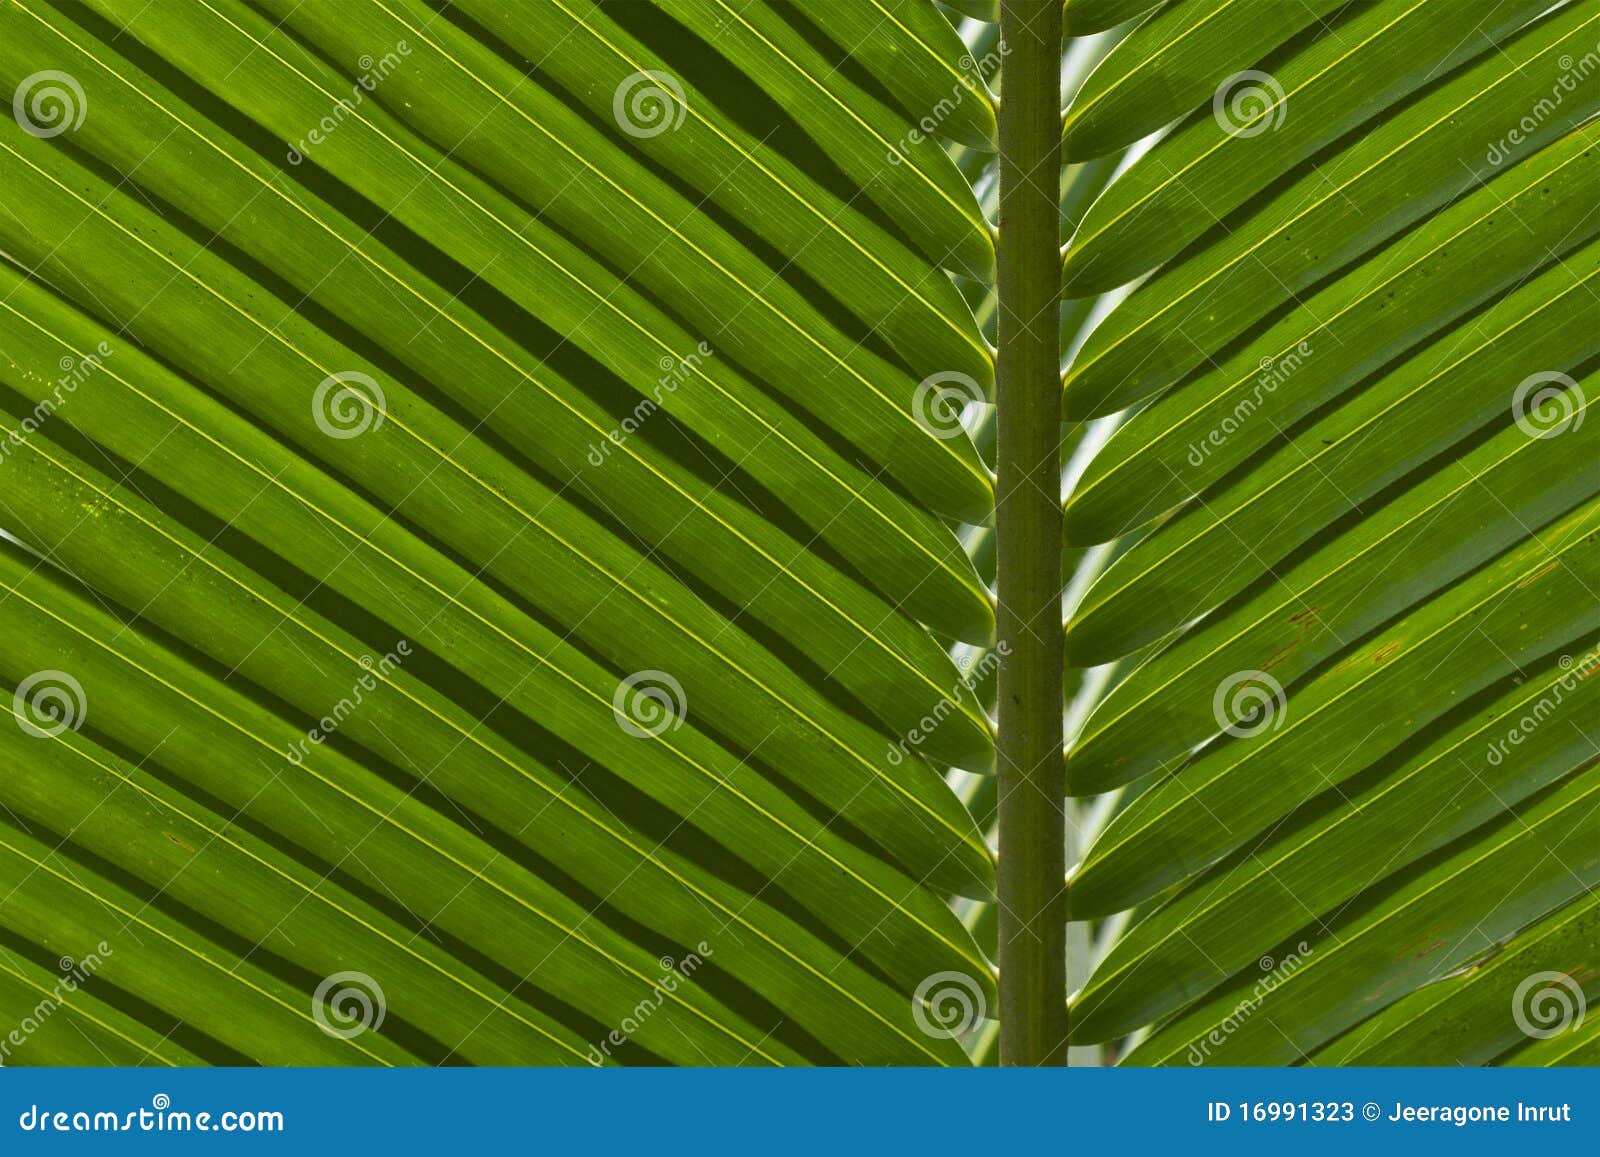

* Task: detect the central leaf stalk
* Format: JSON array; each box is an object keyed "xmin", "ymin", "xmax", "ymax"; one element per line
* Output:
[{"xmin": 993, "ymin": 0, "xmax": 1067, "ymax": 1066}]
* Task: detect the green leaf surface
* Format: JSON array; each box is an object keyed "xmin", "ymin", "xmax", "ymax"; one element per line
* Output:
[
  {"xmin": 1066, "ymin": 121, "xmax": 1600, "ymax": 549},
  {"xmin": 1074, "ymin": 638, "xmax": 1600, "ymax": 1042},
  {"xmin": 1064, "ymin": 0, "xmax": 1600, "ymax": 414},
  {"xmin": 1063, "ymin": 0, "xmax": 1556, "ymax": 294},
  {"xmin": 1073, "ymin": 494, "xmax": 1600, "ymax": 916},
  {"xmin": 1062, "ymin": 0, "xmax": 1343, "ymax": 159},
  {"xmin": 1123, "ymin": 761, "xmax": 1600, "ymax": 1064},
  {"xmin": 1312, "ymin": 891, "xmax": 1600, "ymax": 1066}
]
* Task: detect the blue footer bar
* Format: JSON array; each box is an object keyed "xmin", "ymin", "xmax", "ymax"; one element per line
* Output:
[{"xmin": 1, "ymin": 1068, "xmax": 1593, "ymax": 1152}]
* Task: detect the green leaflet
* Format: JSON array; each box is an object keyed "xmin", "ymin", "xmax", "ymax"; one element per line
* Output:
[
  {"xmin": 1074, "ymin": 636, "xmax": 1600, "ymax": 1042},
  {"xmin": 1312, "ymin": 891, "xmax": 1600, "ymax": 1066},
  {"xmin": 1073, "ymin": 494, "xmax": 1600, "ymax": 916},
  {"xmin": 1063, "ymin": 0, "xmax": 1556, "ymax": 294},
  {"xmin": 1068, "ymin": 229, "xmax": 1600, "ymax": 664},
  {"xmin": 0, "ymin": 537, "xmax": 976, "ymax": 1064},
  {"xmin": 1124, "ymin": 760, "xmax": 1600, "ymax": 1064},
  {"xmin": 0, "ymin": 282, "xmax": 998, "ymax": 1028},
  {"xmin": 1067, "ymin": 120, "xmax": 1600, "ymax": 549},
  {"xmin": 250, "ymin": 0, "xmax": 996, "ymax": 525},
  {"xmin": 1070, "ymin": 378, "xmax": 1599, "ymax": 791},
  {"xmin": 454, "ymin": 0, "xmax": 996, "ymax": 387},
  {"xmin": 803, "ymin": 0, "xmax": 996, "ymax": 152},
  {"xmin": 0, "ymin": 939, "xmax": 203, "ymax": 1065},
  {"xmin": 1062, "ymin": 0, "xmax": 1344, "ymax": 159},
  {"xmin": 0, "ymin": 710, "xmax": 599, "ymax": 1065},
  {"xmin": 0, "ymin": 137, "xmax": 997, "ymax": 894},
  {"xmin": 1065, "ymin": 0, "xmax": 1600, "ymax": 414},
  {"xmin": 655, "ymin": 0, "xmax": 994, "ymax": 279},
  {"xmin": 1062, "ymin": 0, "xmax": 1162, "ymax": 37},
  {"xmin": 8, "ymin": 1, "xmax": 996, "ymax": 760}
]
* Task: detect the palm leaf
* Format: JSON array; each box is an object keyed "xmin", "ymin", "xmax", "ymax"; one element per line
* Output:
[
  {"xmin": 1066, "ymin": 0, "xmax": 1600, "ymax": 1064},
  {"xmin": 0, "ymin": 0, "xmax": 1003, "ymax": 1065}
]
